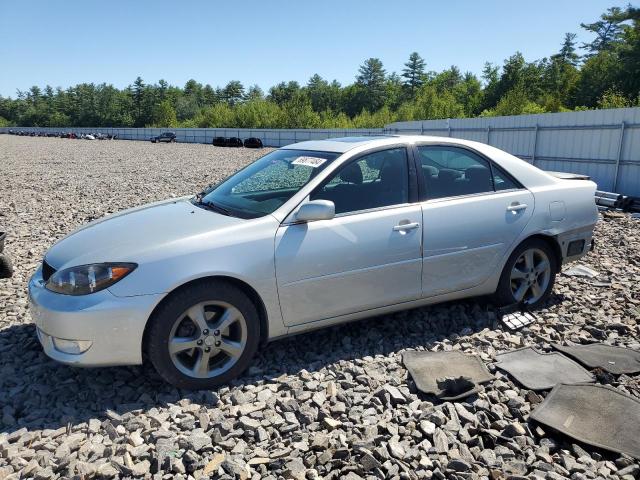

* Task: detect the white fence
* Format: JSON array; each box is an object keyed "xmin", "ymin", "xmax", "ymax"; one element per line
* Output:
[
  {"xmin": 0, "ymin": 127, "xmax": 383, "ymax": 148},
  {"xmin": 387, "ymin": 107, "xmax": 640, "ymax": 197},
  {"xmin": 3, "ymin": 107, "xmax": 640, "ymax": 196}
]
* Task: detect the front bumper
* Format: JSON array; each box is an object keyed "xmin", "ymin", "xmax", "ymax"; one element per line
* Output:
[{"xmin": 29, "ymin": 267, "xmax": 163, "ymax": 367}]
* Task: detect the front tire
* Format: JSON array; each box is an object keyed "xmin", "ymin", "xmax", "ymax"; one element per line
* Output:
[
  {"xmin": 146, "ymin": 281, "xmax": 260, "ymax": 389},
  {"xmin": 494, "ymin": 238, "xmax": 557, "ymax": 309}
]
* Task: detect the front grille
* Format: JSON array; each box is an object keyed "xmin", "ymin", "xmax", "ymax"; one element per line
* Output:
[{"xmin": 42, "ymin": 260, "xmax": 56, "ymax": 282}]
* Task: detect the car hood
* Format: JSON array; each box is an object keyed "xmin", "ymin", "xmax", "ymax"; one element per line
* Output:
[{"xmin": 45, "ymin": 197, "xmax": 248, "ymax": 269}]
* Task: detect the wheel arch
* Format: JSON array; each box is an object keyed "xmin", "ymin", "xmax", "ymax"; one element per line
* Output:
[
  {"xmin": 522, "ymin": 233, "xmax": 563, "ymax": 272},
  {"xmin": 141, "ymin": 275, "xmax": 269, "ymax": 361}
]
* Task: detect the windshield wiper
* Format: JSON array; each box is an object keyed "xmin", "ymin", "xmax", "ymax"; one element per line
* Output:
[{"xmin": 196, "ymin": 199, "xmax": 232, "ymax": 216}]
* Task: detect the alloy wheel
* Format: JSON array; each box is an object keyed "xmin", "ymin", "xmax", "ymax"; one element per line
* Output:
[
  {"xmin": 168, "ymin": 301, "xmax": 247, "ymax": 378},
  {"xmin": 509, "ymin": 248, "xmax": 551, "ymax": 305}
]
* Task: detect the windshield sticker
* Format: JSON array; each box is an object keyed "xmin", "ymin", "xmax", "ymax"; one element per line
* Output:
[{"xmin": 291, "ymin": 156, "xmax": 327, "ymax": 168}]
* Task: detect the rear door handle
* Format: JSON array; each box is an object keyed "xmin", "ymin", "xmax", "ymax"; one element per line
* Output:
[
  {"xmin": 393, "ymin": 222, "xmax": 420, "ymax": 231},
  {"xmin": 507, "ymin": 203, "xmax": 528, "ymax": 212}
]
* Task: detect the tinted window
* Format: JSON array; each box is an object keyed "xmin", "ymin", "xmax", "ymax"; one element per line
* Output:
[
  {"xmin": 418, "ymin": 146, "xmax": 495, "ymax": 199},
  {"xmin": 493, "ymin": 164, "xmax": 520, "ymax": 191},
  {"xmin": 311, "ymin": 147, "xmax": 409, "ymax": 214}
]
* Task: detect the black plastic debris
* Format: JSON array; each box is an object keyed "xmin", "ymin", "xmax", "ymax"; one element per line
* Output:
[
  {"xmin": 553, "ymin": 343, "xmax": 640, "ymax": 375},
  {"xmin": 403, "ymin": 350, "xmax": 493, "ymax": 401},
  {"xmin": 530, "ymin": 383, "xmax": 640, "ymax": 460},
  {"xmin": 496, "ymin": 347, "xmax": 594, "ymax": 391}
]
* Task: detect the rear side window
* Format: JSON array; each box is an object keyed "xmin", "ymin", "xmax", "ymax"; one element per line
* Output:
[
  {"xmin": 417, "ymin": 146, "xmax": 520, "ymax": 200},
  {"xmin": 492, "ymin": 164, "xmax": 520, "ymax": 191}
]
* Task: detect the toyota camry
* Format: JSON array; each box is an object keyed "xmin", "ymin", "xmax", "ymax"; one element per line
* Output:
[{"xmin": 29, "ymin": 136, "xmax": 598, "ymax": 388}]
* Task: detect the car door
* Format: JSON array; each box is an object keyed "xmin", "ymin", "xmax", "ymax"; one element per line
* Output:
[
  {"xmin": 415, "ymin": 144, "xmax": 534, "ymax": 297},
  {"xmin": 275, "ymin": 146, "xmax": 423, "ymax": 326}
]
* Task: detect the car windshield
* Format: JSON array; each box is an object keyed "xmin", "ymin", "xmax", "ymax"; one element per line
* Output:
[{"xmin": 197, "ymin": 149, "xmax": 340, "ymax": 218}]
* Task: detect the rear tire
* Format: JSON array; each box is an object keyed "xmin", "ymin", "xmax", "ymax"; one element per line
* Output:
[
  {"xmin": 494, "ymin": 238, "xmax": 557, "ymax": 309},
  {"xmin": 146, "ymin": 280, "xmax": 260, "ymax": 389}
]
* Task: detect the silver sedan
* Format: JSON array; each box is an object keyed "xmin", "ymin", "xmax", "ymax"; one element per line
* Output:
[{"xmin": 29, "ymin": 136, "xmax": 598, "ymax": 388}]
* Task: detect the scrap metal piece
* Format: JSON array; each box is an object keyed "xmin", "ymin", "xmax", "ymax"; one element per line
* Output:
[
  {"xmin": 563, "ymin": 264, "xmax": 599, "ymax": 278},
  {"xmin": 496, "ymin": 303, "xmax": 538, "ymax": 331},
  {"xmin": 496, "ymin": 347, "xmax": 594, "ymax": 391},
  {"xmin": 501, "ymin": 311, "xmax": 537, "ymax": 330},
  {"xmin": 403, "ymin": 350, "xmax": 493, "ymax": 401},
  {"xmin": 530, "ymin": 383, "xmax": 640, "ymax": 460},
  {"xmin": 553, "ymin": 343, "xmax": 640, "ymax": 375}
]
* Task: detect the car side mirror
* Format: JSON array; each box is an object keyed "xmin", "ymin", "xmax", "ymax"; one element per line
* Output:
[{"xmin": 295, "ymin": 200, "xmax": 335, "ymax": 222}]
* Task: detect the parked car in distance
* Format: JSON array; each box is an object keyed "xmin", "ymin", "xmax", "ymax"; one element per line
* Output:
[
  {"xmin": 151, "ymin": 132, "xmax": 177, "ymax": 143},
  {"xmin": 29, "ymin": 136, "xmax": 598, "ymax": 389}
]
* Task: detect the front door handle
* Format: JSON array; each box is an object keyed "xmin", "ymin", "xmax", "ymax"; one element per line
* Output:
[
  {"xmin": 507, "ymin": 203, "xmax": 528, "ymax": 212},
  {"xmin": 393, "ymin": 222, "xmax": 420, "ymax": 231}
]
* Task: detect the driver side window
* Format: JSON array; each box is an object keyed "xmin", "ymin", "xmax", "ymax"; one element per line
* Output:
[{"xmin": 311, "ymin": 147, "xmax": 409, "ymax": 215}]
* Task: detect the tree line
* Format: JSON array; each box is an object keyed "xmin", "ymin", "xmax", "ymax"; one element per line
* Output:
[{"xmin": 1, "ymin": 5, "xmax": 638, "ymax": 129}]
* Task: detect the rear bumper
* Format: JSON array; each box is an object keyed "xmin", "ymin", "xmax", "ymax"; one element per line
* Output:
[
  {"xmin": 28, "ymin": 267, "xmax": 162, "ymax": 366},
  {"xmin": 557, "ymin": 225, "xmax": 595, "ymax": 264}
]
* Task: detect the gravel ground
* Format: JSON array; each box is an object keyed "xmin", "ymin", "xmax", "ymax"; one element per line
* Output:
[{"xmin": 0, "ymin": 135, "xmax": 639, "ymax": 480}]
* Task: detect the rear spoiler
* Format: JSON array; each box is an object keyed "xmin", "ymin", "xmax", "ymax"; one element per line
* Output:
[{"xmin": 546, "ymin": 171, "xmax": 591, "ymax": 181}]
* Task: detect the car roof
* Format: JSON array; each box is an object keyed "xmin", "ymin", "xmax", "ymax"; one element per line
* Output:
[
  {"xmin": 282, "ymin": 135, "xmax": 486, "ymax": 153},
  {"xmin": 282, "ymin": 135, "xmax": 560, "ymax": 188},
  {"xmin": 282, "ymin": 136, "xmax": 404, "ymax": 153}
]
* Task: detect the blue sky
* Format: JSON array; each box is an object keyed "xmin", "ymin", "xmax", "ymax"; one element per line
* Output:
[{"xmin": 0, "ymin": 0, "xmax": 629, "ymax": 97}]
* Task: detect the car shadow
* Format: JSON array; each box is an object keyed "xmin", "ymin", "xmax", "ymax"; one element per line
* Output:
[{"xmin": 0, "ymin": 295, "xmax": 564, "ymax": 435}]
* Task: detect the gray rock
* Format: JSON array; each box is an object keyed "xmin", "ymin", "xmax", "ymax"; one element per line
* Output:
[
  {"xmin": 283, "ymin": 458, "xmax": 306, "ymax": 480},
  {"xmin": 502, "ymin": 422, "xmax": 527, "ymax": 437},
  {"xmin": 185, "ymin": 430, "xmax": 212, "ymax": 452},
  {"xmin": 447, "ymin": 458, "xmax": 471, "ymax": 472},
  {"xmin": 433, "ymin": 429, "xmax": 449, "ymax": 453}
]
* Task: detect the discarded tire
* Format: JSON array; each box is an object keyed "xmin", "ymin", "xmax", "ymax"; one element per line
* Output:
[
  {"xmin": 226, "ymin": 137, "xmax": 244, "ymax": 148},
  {"xmin": 0, "ymin": 255, "xmax": 12, "ymax": 279},
  {"xmin": 212, "ymin": 137, "xmax": 227, "ymax": 147},
  {"xmin": 243, "ymin": 137, "xmax": 263, "ymax": 149}
]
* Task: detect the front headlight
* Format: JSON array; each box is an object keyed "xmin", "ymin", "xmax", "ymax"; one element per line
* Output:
[{"xmin": 45, "ymin": 263, "xmax": 137, "ymax": 296}]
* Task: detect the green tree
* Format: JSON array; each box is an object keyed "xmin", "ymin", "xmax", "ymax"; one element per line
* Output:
[
  {"xmin": 131, "ymin": 76, "xmax": 146, "ymax": 127},
  {"xmin": 280, "ymin": 93, "xmax": 320, "ymax": 128},
  {"xmin": 616, "ymin": 6, "xmax": 640, "ymax": 99},
  {"xmin": 581, "ymin": 6, "xmax": 626, "ymax": 55},
  {"xmin": 356, "ymin": 58, "xmax": 387, "ymax": 112},
  {"xmin": 401, "ymin": 52, "xmax": 426, "ymax": 95},
  {"xmin": 268, "ymin": 81, "xmax": 302, "ymax": 106},
  {"xmin": 556, "ymin": 33, "xmax": 580, "ymax": 66},
  {"xmin": 481, "ymin": 86, "xmax": 546, "ymax": 116},
  {"xmin": 306, "ymin": 74, "xmax": 342, "ymax": 113},
  {"xmin": 152, "ymin": 100, "xmax": 178, "ymax": 127},
  {"xmin": 222, "ymin": 80, "xmax": 245, "ymax": 105},
  {"xmin": 245, "ymin": 84, "xmax": 265, "ymax": 101},
  {"xmin": 572, "ymin": 51, "xmax": 619, "ymax": 106},
  {"xmin": 597, "ymin": 88, "xmax": 632, "ymax": 108},
  {"xmin": 481, "ymin": 62, "xmax": 500, "ymax": 110}
]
